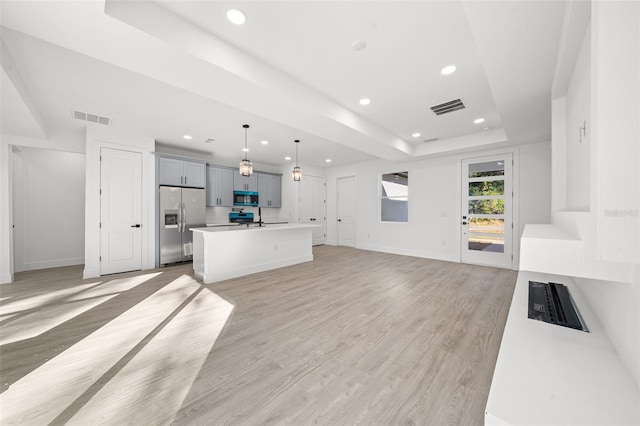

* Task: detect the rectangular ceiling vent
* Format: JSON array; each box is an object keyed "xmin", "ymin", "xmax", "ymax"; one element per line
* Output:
[
  {"xmin": 430, "ymin": 98, "xmax": 465, "ymax": 116},
  {"xmin": 73, "ymin": 110, "xmax": 111, "ymax": 126}
]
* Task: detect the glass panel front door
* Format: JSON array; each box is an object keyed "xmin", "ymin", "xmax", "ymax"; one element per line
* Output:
[{"xmin": 461, "ymin": 155, "xmax": 513, "ymax": 268}]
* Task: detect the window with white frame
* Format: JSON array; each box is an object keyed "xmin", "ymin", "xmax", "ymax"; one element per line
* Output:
[{"xmin": 381, "ymin": 171, "xmax": 408, "ymax": 222}]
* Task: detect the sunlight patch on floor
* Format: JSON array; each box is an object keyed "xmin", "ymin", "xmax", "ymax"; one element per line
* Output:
[
  {"xmin": 0, "ymin": 274, "xmax": 233, "ymax": 425},
  {"xmin": 0, "ymin": 282, "xmax": 104, "ymax": 316},
  {"xmin": 0, "ymin": 273, "xmax": 163, "ymax": 345},
  {"xmin": 0, "ymin": 295, "xmax": 113, "ymax": 345},
  {"xmin": 68, "ymin": 278, "xmax": 234, "ymax": 425}
]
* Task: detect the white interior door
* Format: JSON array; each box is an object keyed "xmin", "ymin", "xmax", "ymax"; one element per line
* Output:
[
  {"xmin": 100, "ymin": 148, "xmax": 142, "ymax": 275},
  {"xmin": 461, "ymin": 154, "xmax": 513, "ymax": 268},
  {"xmin": 337, "ymin": 176, "xmax": 355, "ymax": 247},
  {"xmin": 299, "ymin": 175, "xmax": 326, "ymax": 245}
]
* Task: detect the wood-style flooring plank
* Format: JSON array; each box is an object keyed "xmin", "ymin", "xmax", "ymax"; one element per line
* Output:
[{"xmin": 0, "ymin": 246, "xmax": 516, "ymax": 425}]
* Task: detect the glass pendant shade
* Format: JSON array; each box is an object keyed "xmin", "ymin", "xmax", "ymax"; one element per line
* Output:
[
  {"xmin": 292, "ymin": 166, "xmax": 302, "ymax": 181},
  {"xmin": 239, "ymin": 124, "xmax": 253, "ymax": 176},
  {"xmin": 239, "ymin": 159, "xmax": 253, "ymax": 176},
  {"xmin": 292, "ymin": 139, "xmax": 302, "ymax": 181}
]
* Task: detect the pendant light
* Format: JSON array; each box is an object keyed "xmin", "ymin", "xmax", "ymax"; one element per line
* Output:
[
  {"xmin": 292, "ymin": 139, "xmax": 302, "ymax": 181},
  {"xmin": 239, "ymin": 124, "xmax": 253, "ymax": 176}
]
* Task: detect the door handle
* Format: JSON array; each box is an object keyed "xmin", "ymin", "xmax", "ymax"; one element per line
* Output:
[
  {"xmin": 462, "ymin": 221, "xmax": 467, "ymax": 225},
  {"xmin": 131, "ymin": 224, "xmax": 141, "ymax": 228},
  {"xmin": 338, "ymin": 219, "xmax": 342, "ymax": 222}
]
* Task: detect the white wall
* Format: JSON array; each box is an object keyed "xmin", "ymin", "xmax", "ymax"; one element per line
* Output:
[
  {"xmin": 548, "ymin": 0, "xmax": 640, "ymax": 387},
  {"xmin": 581, "ymin": 1, "xmax": 639, "ymax": 386},
  {"xmin": 326, "ymin": 142, "xmax": 551, "ymax": 268},
  {"xmin": 592, "ymin": 0, "xmax": 640, "ymax": 265},
  {"xmin": 576, "ymin": 269, "xmax": 640, "ymax": 389},
  {"xmin": 565, "ymin": 25, "xmax": 591, "ymax": 211},
  {"xmin": 518, "ymin": 142, "xmax": 552, "ymax": 245},
  {"xmin": 12, "ymin": 147, "xmax": 85, "ymax": 271}
]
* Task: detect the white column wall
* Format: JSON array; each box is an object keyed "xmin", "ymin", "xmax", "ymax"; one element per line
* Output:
[
  {"xmin": 83, "ymin": 126, "xmax": 155, "ymax": 279},
  {"xmin": 546, "ymin": 0, "xmax": 639, "ymax": 387},
  {"xmin": 0, "ymin": 141, "xmax": 13, "ymax": 283}
]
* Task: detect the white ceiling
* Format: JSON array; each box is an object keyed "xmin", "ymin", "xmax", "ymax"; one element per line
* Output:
[{"xmin": 0, "ymin": 0, "xmax": 567, "ymax": 168}]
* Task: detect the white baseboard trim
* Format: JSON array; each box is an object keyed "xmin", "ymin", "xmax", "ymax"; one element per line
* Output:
[
  {"xmin": 355, "ymin": 243, "xmax": 459, "ymax": 263},
  {"xmin": 83, "ymin": 267, "xmax": 100, "ymax": 279},
  {"xmin": 22, "ymin": 257, "xmax": 84, "ymax": 272},
  {"xmin": 0, "ymin": 272, "xmax": 14, "ymax": 284}
]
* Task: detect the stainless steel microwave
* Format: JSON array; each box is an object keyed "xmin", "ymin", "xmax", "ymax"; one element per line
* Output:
[{"xmin": 233, "ymin": 190, "xmax": 258, "ymax": 207}]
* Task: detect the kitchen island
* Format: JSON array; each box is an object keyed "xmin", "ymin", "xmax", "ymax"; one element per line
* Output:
[{"xmin": 191, "ymin": 224, "xmax": 319, "ymax": 284}]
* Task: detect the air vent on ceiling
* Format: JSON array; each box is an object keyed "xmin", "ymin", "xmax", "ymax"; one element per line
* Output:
[
  {"xmin": 430, "ymin": 98, "xmax": 465, "ymax": 115},
  {"xmin": 72, "ymin": 110, "xmax": 111, "ymax": 126},
  {"xmin": 423, "ymin": 137, "xmax": 439, "ymax": 143}
]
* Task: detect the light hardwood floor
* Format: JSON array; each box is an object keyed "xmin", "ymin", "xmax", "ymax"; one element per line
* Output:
[{"xmin": 0, "ymin": 246, "xmax": 516, "ymax": 425}]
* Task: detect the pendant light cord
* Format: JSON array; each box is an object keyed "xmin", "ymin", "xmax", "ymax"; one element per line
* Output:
[{"xmin": 244, "ymin": 124, "xmax": 249, "ymax": 161}]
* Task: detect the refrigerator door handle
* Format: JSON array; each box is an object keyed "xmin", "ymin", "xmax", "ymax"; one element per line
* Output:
[
  {"xmin": 182, "ymin": 203, "xmax": 187, "ymax": 232},
  {"xmin": 177, "ymin": 204, "xmax": 182, "ymax": 233}
]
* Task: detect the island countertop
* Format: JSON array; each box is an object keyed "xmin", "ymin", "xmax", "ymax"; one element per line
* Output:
[{"xmin": 192, "ymin": 223, "xmax": 318, "ymax": 233}]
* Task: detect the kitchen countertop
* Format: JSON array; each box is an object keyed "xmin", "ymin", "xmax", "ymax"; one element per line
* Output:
[
  {"xmin": 193, "ymin": 223, "xmax": 317, "ymax": 233},
  {"xmin": 206, "ymin": 221, "xmax": 289, "ymax": 227}
]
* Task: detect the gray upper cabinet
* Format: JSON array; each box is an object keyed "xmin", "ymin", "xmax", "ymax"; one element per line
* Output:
[
  {"xmin": 158, "ymin": 157, "xmax": 183, "ymax": 186},
  {"xmin": 258, "ymin": 173, "xmax": 282, "ymax": 208},
  {"xmin": 233, "ymin": 173, "xmax": 258, "ymax": 192},
  {"xmin": 206, "ymin": 166, "xmax": 234, "ymax": 207},
  {"xmin": 183, "ymin": 161, "xmax": 206, "ymax": 188},
  {"xmin": 158, "ymin": 157, "xmax": 205, "ymax": 188}
]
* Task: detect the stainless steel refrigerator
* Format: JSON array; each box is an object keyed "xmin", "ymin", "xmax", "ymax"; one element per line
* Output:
[{"xmin": 159, "ymin": 186, "xmax": 206, "ymax": 265}]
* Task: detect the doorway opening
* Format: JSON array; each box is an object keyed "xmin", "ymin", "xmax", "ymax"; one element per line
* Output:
[{"xmin": 461, "ymin": 154, "xmax": 513, "ymax": 268}]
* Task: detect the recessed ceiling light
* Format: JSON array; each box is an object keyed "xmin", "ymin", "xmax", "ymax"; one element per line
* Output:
[
  {"xmin": 183, "ymin": 135, "xmax": 192, "ymax": 140},
  {"xmin": 204, "ymin": 138, "xmax": 215, "ymax": 143},
  {"xmin": 325, "ymin": 159, "xmax": 332, "ymax": 163},
  {"xmin": 242, "ymin": 148, "xmax": 249, "ymax": 152},
  {"xmin": 441, "ymin": 65, "xmax": 456, "ymax": 75},
  {"xmin": 226, "ymin": 9, "xmax": 246, "ymax": 25},
  {"xmin": 285, "ymin": 156, "xmax": 291, "ymax": 161},
  {"xmin": 352, "ymin": 40, "xmax": 367, "ymax": 51},
  {"xmin": 412, "ymin": 132, "xmax": 421, "ymax": 138},
  {"xmin": 474, "ymin": 118, "xmax": 485, "ymax": 124},
  {"xmin": 261, "ymin": 140, "xmax": 268, "ymax": 145},
  {"xmin": 359, "ymin": 98, "xmax": 371, "ymax": 106}
]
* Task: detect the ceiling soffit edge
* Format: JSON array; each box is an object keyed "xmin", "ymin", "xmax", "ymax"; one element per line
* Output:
[
  {"xmin": 104, "ymin": 0, "xmax": 415, "ymax": 161},
  {"xmin": 1, "ymin": 37, "xmax": 49, "ymax": 139},
  {"xmin": 413, "ymin": 128, "xmax": 508, "ymax": 158}
]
